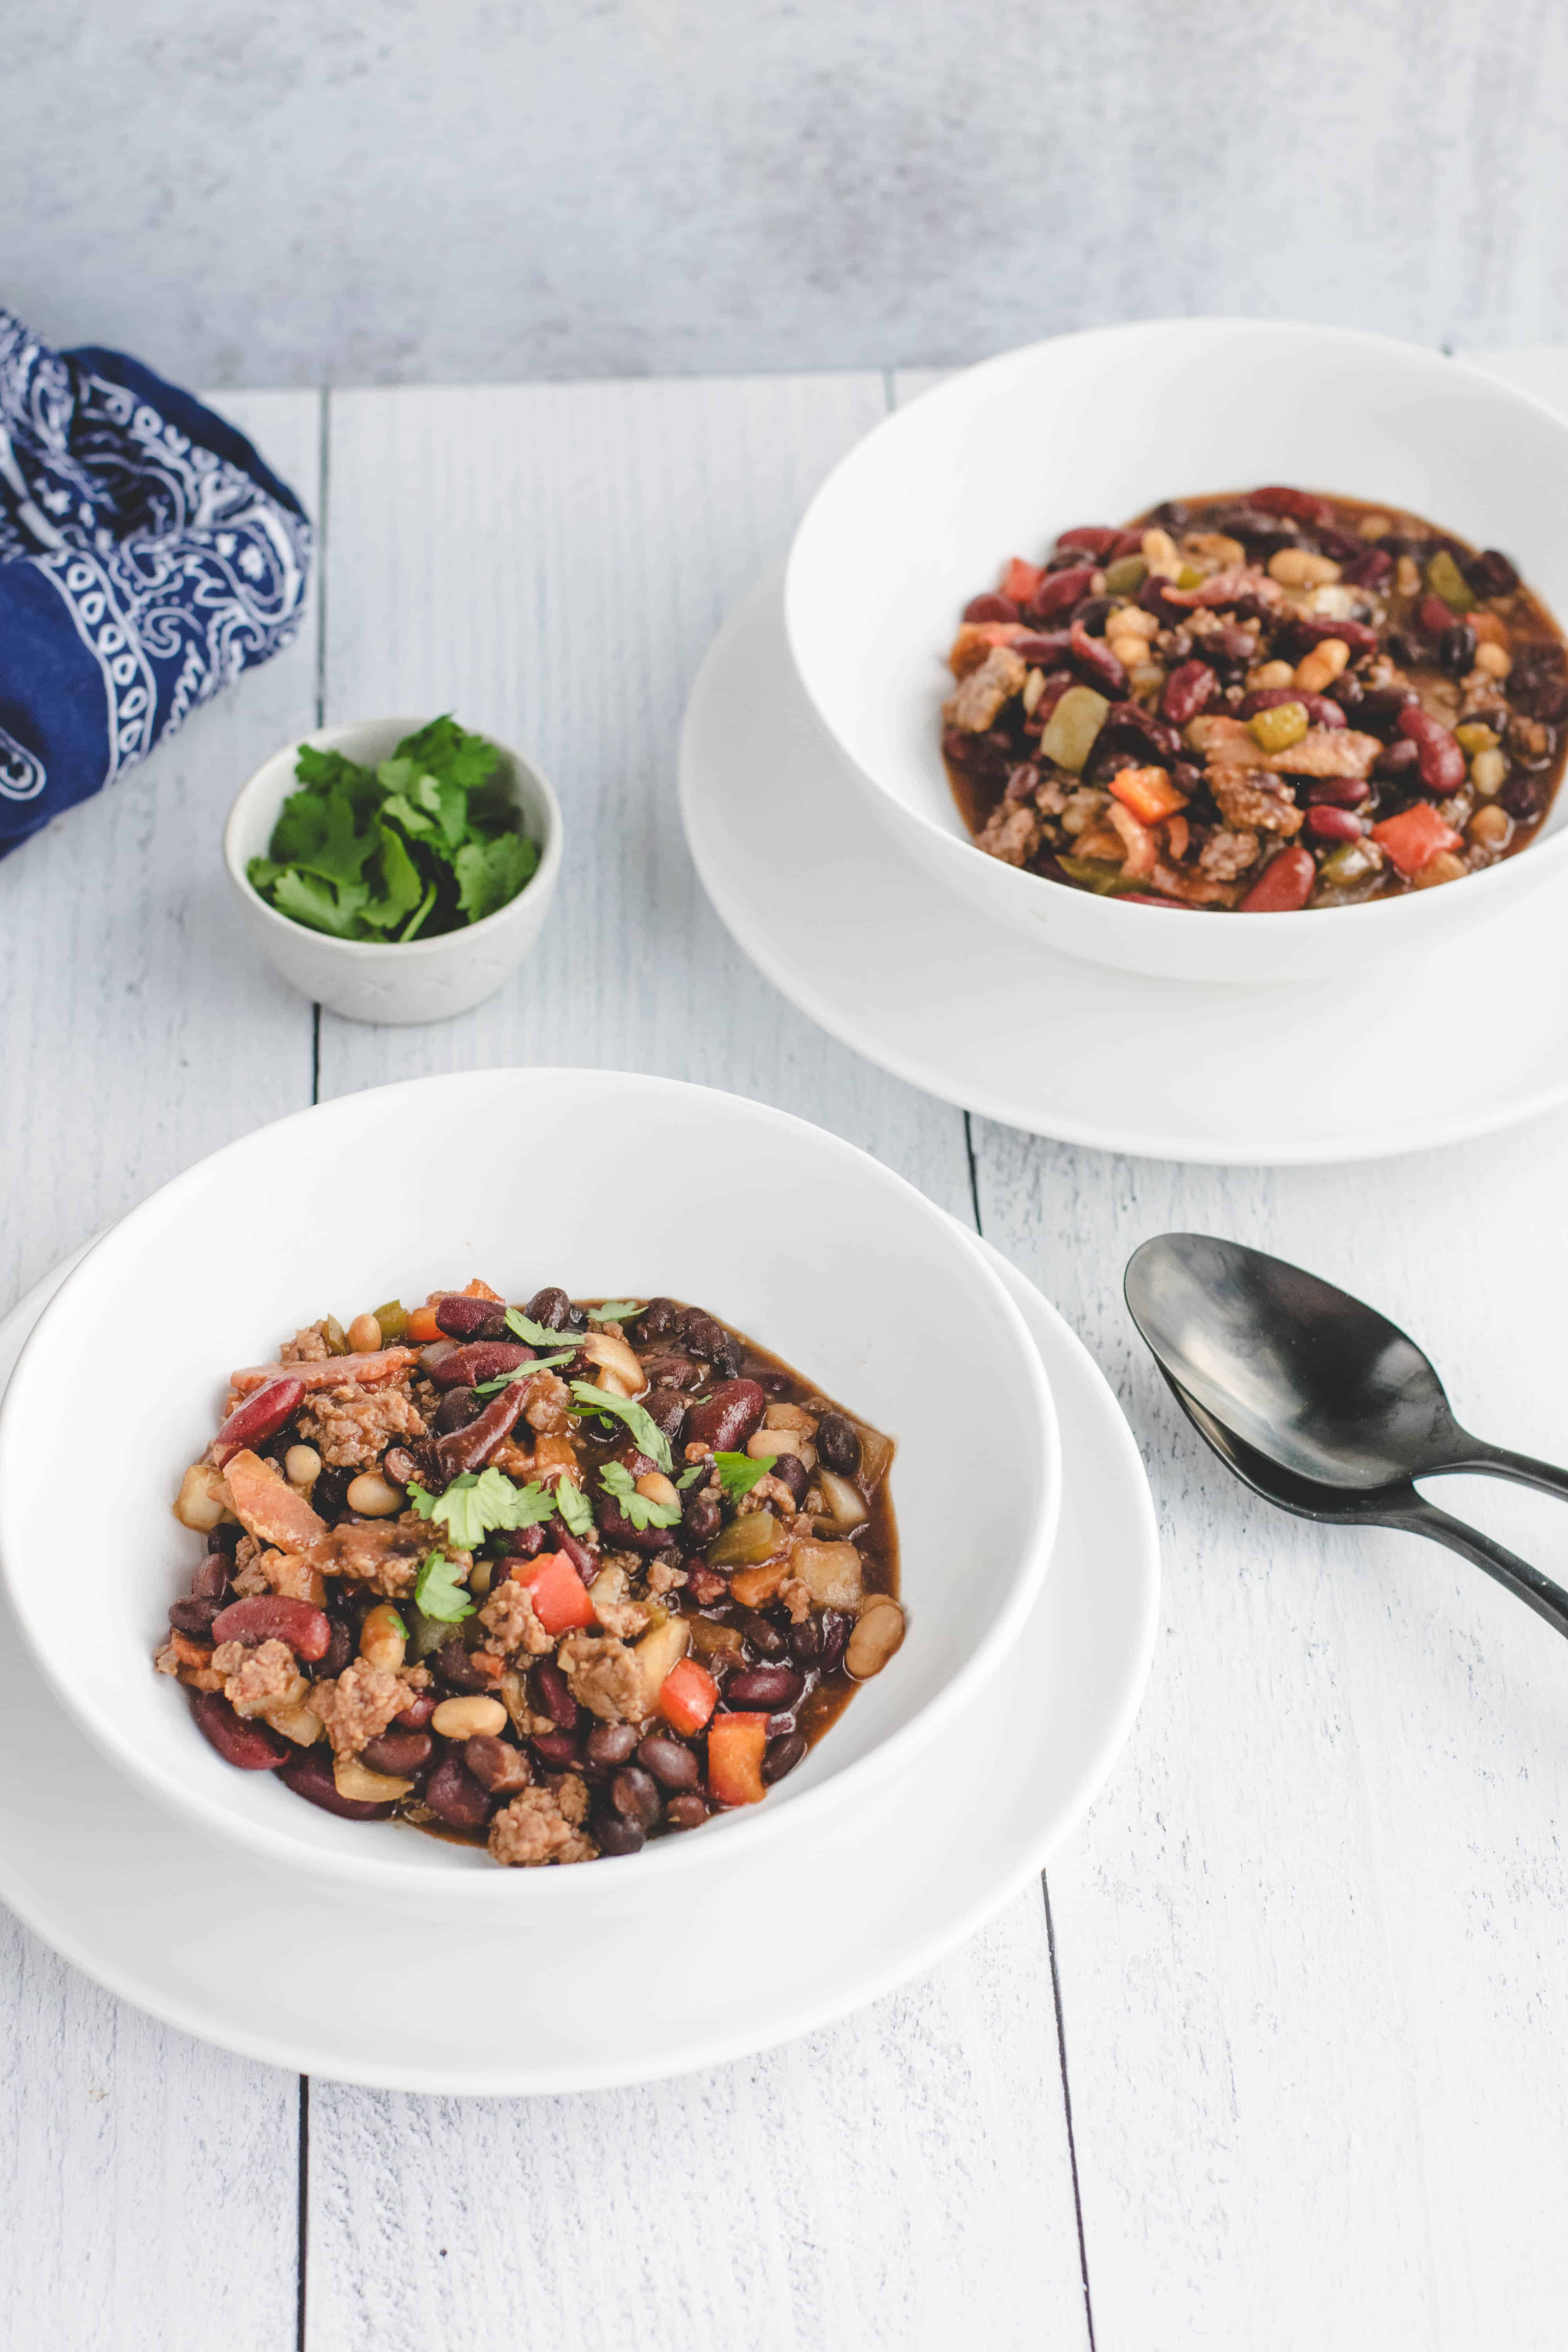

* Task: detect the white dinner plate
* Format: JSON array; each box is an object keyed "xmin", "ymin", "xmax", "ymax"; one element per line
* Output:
[
  {"xmin": 0, "ymin": 1232, "xmax": 1158, "ymax": 2094},
  {"xmin": 679, "ymin": 569, "xmax": 1568, "ymax": 1165}
]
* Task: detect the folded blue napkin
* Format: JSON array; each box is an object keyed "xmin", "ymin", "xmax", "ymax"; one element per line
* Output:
[{"xmin": 0, "ymin": 308, "xmax": 312, "ymax": 858}]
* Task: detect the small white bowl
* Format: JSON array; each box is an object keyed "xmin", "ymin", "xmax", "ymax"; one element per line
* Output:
[
  {"xmin": 785, "ymin": 318, "xmax": 1568, "ymax": 986},
  {"xmin": 224, "ymin": 717, "xmax": 564, "ymax": 1024},
  {"xmin": 0, "ymin": 1069, "xmax": 1060, "ymax": 1904}
]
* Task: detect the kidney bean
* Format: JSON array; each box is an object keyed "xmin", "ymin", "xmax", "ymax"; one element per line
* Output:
[
  {"xmin": 321, "ymin": 1617, "xmax": 356, "ymax": 1677},
  {"xmin": 1055, "ymin": 525, "xmax": 1118, "ymax": 557},
  {"xmin": 1465, "ymin": 548, "xmax": 1519, "ymax": 598},
  {"xmin": 962, "ymin": 592, "xmax": 1019, "ymax": 624},
  {"xmin": 1028, "ymin": 564, "xmax": 1098, "ymax": 623},
  {"xmin": 432, "ymin": 1385, "xmax": 481, "ymax": 1437},
  {"xmin": 1305, "ymin": 777, "xmax": 1371, "ymax": 808},
  {"xmin": 459, "ymin": 1734, "xmax": 528, "ymax": 1795},
  {"xmin": 685, "ymin": 1379, "xmax": 766, "ymax": 1453},
  {"xmin": 788, "ymin": 1615, "xmax": 824, "ymax": 1665},
  {"xmin": 1397, "ymin": 705, "xmax": 1467, "ymax": 794},
  {"xmin": 211, "ymin": 1594, "xmax": 331, "ymax": 1660},
  {"xmin": 517, "ymin": 1661, "xmax": 572, "ymax": 1733},
  {"xmin": 1372, "ymin": 739, "xmax": 1419, "ymax": 785},
  {"xmin": 800, "ymin": 1412, "xmax": 857, "ymax": 1481},
  {"xmin": 724, "ymin": 1664, "xmax": 805, "ymax": 1711},
  {"xmin": 595, "ymin": 1811, "xmax": 646, "ymax": 1857},
  {"xmin": 1356, "ymin": 686, "xmax": 1419, "ymax": 739},
  {"xmin": 189, "ymin": 1553, "xmax": 231, "ymax": 1601},
  {"xmin": 1238, "ymin": 844, "xmax": 1316, "ymax": 913},
  {"xmin": 762, "ymin": 1732, "xmax": 808, "ymax": 1784},
  {"xmin": 428, "ymin": 1340, "xmax": 531, "ymax": 1393},
  {"xmin": 1067, "ymin": 618, "xmax": 1127, "ymax": 697},
  {"xmin": 1283, "ymin": 615, "xmax": 1380, "ymax": 659},
  {"xmin": 168, "ymin": 1595, "xmax": 225, "ymax": 1637},
  {"xmin": 1010, "ymin": 634, "xmax": 1072, "ymax": 674},
  {"xmin": 424, "ymin": 1754, "xmax": 494, "ymax": 1832},
  {"xmin": 1157, "ymin": 661, "xmax": 1214, "ymax": 727},
  {"xmin": 434, "ymin": 1381, "xmax": 529, "ymax": 1478},
  {"xmin": 211, "ymin": 1376, "xmax": 306, "ymax": 1468},
  {"xmin": 637, "ymin": 1730, "xmax": 701, "ymax": 1790},
  {"xmin": 664, "ymin": 1793, "xmax": 709, "ymax": 1830},
  {"xmin": 519, "ymin": 1730, "xmax": 574, "ymax": 1774},
  {"xmin": 1338, "ymin": 546, "xmax": 1393, "ymax": 592},
  {"xmin": 610, "ymin": 1764, "xmax": 664, "ymax": 1831},
  {"xmin": 1305, "ymin": 805, "xmax": 1364, "ymax": 844},
  {"xmin": 1073, "ymin": 595, "xmax": 1115, "ymax": 637},
  {"xmin": 736, "ymin": 1610, "xmax": 785, "ymax": 1658},
  {"xmin": 1250, "ymin": 484, "xmax": 1334, "ymax": 527},
  {"xmin": 432, "ymin": 1638, "xmax": 491, "ymax": 1695},
  {"xmin": 1097, "ymin": 702, "xmax": 1181, "ymax": 767},
  {"xmin": 434, "ymin": 1294, "xmax": 510, "ymax": 1342},
  {"xmin": 192, "ymin": 1690, "xmax": 290, "ymax": 1771},
  {"xmin": 1414, "ymin": 592, "xmax": 1454, "ymax": 643},
  {"xmin": 395, "ymin": 1692, "xmax": 436, "ymax": 1731},
  {"xmin": 279, "ymin": 1744, "xmax": 391, "ymax": 1817},
  {"xmin": 361, "ymin": 1728, "xmax": 433, "ymax": 1775}
]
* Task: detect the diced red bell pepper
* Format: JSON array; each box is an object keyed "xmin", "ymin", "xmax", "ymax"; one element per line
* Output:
[
  {"xmin": 406, "ymin": 1305, "xmax": 443, "ymax": 1345},
  {"xmin": 1002, "ymin": 556, "xmax": 1045, "ymax": 604},
  {"xmin": 1370, "ymin": 802, "xmax": 1463, "ymax": 878},
  {"xmin": 508, "ymin": 1550, "xmax": 597, "ymax": 1636},
  {"xmin": 706, "ymin": 1712, "xmax": 769, "ymax": 1806},
  {"xmin": 1108, "ymin": 765, "xmax": 1189, "ymax": 827},
  {"xmin": 658, "ymin": 1655, "xmax": 719, "ymax": 1736}
]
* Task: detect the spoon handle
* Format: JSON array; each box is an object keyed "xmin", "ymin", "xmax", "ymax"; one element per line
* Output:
[
  {"xmin": 1445, "ymin": 1437, "xmax": 1568, "ymax": 1509},
  {"xmin": 1397, "ymin": 1492, "xmax": 1568, "ymax": 1641}
]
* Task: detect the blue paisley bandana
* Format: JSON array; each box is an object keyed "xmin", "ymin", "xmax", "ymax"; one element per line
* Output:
[{"xmin": 0, "ymin": 308, "xmax": 312, "ymax": 857}]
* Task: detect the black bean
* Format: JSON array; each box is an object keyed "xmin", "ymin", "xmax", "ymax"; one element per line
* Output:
[
  {"xmin": 313, "ymin": 1465, "xmax": 356, "ymax": 1522},
  {"xmin": 531, "ymin": 1658, "xmax": 579, "ymax": 1729},
  {"xmin": 530, "ymin": 1728, "xmax": 581, "ymax": 1770},
  {"xmin": 190, "ymin": 1553, "xmax": 231, "ymax": 1600},
  {"xmin": 820, "ymin": 1612, "xmax": 850, "ymax": 1677},
  {"xmin": 464, "ymin": 1733, "xmax": 530, "ymax": 1793},
  {"xmin": 762, "ymin": 1733, "xmax": 807, "ymax": 1784},
  {"xmin": 1373, "ymin": 738, "xmax": 1421, "ymax": 783},
  {"xmin": 168, "ymin": 1595, "xmax": 224, "ymax": 1636},
  {"xmin": 1356, "ymin": 686, "xmax": 1420, "ymax": 739},
  {"xmin": 595, "ymin": 1811, "xmax": 646, "ymax": 1857},
  {"xmin": 637, "ymin": 1730, "xmax": 701, "ymax": 1790},
  {"xmin": 585, "ymin": 1721, "xmax": 638, "ymax": 1768},
  {"xmin": 815, "ymin": 1412, "xmax": 861, "ymax": 1475},
  {"xmin": 788, "ymin": 1615, "xmax": 824, "ymax": 1665},
  {"xmin": 724, "ymin": 1665, "xmax": 804, "ymax": 1711},
  {"xmin": 321, "ymin": 1617, "xmax": 355, "ymax": 1677},
  {"xmin": 1439, "ymin": 622, "xmax": 1476, "ymax": 676},
  {"xmin": 525, "ymin": 1285, "xmax": 572, "ymax": 1331},
  {"xmin": 664, "ymin": 1793, "xmax": 709, "ymax": 1831},
  {"xmin": 682, "ymin": 1488, "xmax": 722, "ymax": 1544},
  {"xmin": 1501, "ymin": 771, "xmax": 1542, "ymax": 818},
  {"xmin": 432, "ymin": 1637, "xmax": 491, "ymax": 1694},
  {"xmin": 610, "ymin": 1765, "xmax": 664, "ymax": 1829},
  {"xmin": 206, "ymin": 1522, "xmax": 242, "ymax": 1557},
  {"xmin": 1464, "ymin": 548, "xmax": 1519, "ymax": 599},
  {"xmin": 639, "ymin": 1296, "xmax": 678, "ymax": 1339},
  {"xmin": 434, "ymin": 1384, "xmax": 482, "ymax": 1435},
  {"xmin": 768, "ymin": 1452, "xmax": 809, "ymax": 1508},
  {"xmin": 739, "ymin": 1610, "xmax": 786, "ymax": 1658},
  {"xmin": 424, "ymin": 1755, "xmax": 494, "ymax": 1832},
  {"xmin": 1073, "ymin": 595, "xmax": 1114, "ymax": 636}
]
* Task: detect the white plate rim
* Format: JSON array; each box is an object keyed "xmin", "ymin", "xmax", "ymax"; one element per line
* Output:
[
  {"xmin": 0, "ymin": 1231, "xmax": 1159, "ymax": 2094},
  {"xmin": 679, "ymin": 568, "xmax": 1568, "ymax": 1167}
]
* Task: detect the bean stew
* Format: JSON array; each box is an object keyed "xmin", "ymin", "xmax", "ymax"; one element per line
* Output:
[
  {"xmin": 156, "ymin": 1283, "xmax": 901, "ymax": 1866},
  {"xmin": 942, "ymin": 487, "xmax": 1568, "ymax": 910}
]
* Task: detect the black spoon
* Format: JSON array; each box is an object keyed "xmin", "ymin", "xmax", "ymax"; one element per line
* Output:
[{"xmin": 1126, "ymin": 1232, "xmax": 1568, "ymax": 1641}]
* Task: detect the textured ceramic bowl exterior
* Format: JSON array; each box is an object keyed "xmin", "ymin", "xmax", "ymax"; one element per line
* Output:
[
  {"xmin": 0, "ymin": 1069, "xmax": 1060, "ymax": 1903},
  {"xmin": 224, "ymin": 717, "xmax": 564, "ymax": 1024},
  {"xmin": 786, "ymin": 318, "xmax": 1568, "ymax": 985}
]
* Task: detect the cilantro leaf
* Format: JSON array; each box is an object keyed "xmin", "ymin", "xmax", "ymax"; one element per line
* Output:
[
  {"xmin": 714, "ymin": 1448, "xmax": 775, "ymax": 1500},
  {"xmin": 566, "ymin": 1380, "xmax": 673, "ymax": 1474},
  {"xmin": 555, "ymin": 1477, "xmax": 594, "ymax": 1538},
  {"xmin": 588, "ymin": 1301, "xmax": 644, "ymax": 1324},
  {"xmin": 269, "ymin": 868, "xmax": 370, "ymax": 939},
  {"xmin": 676, "ymin": 1465, "xmax": 705, "ymax": 1490},
  {"xmin": 413, "ymin": 1551, "xmax": 474, "ymax": 1622},
  {"xmin": 407, "ymin": 1469, "xmax": 554, "ymax": 1549},
  {"xmin": 600, "ymin": 1459, "xmax": 682, "ymax": 1531},
  {"xmin": 397, "ymin": 713, "xmax": 501, "ymax": 791},
  {"xmin": 505, "ymin": 1308, "xmax": 573, "ymax": 1349},
  {"xmin": 358, "ymin": 821, "xmax": 425, "ymax": 933},
  {"xmin": 454, "ymin": 830, "xmax": 537, "ymax": 924}
]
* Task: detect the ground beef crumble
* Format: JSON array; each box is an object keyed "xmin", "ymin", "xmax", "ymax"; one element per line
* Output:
[
  {"xmin": 487, "ymin": 1779, "xmax": 598, "ymax": 1867},
  {"xmin": 556, "ymin": 1631, "xmax": 648, "ymax": 1722},
  {"xmin": 307, "ymin": 1661, "xmax": 408, "ymax": 1755},
  {"xmin": 299, "ymin": 1380, "xmax": 426, "ymax": 1470},
  {"xmin": 211, "ymin": 1637, "xmax": 302, "ymax": 1716},
  {"xmin": 479, "ymin": 1579, "xmax": 552, "ymax": 1659}
]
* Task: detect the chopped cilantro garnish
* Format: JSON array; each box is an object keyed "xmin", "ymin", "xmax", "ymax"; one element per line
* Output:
[
  {"xmin": 600, "ymin": 1459, "xmax": 681, "ymax": 1531},
  {"xmin": 505, "ymin": 1307, "xmax": 575, "ymax": 1349},
  {"xmin": 589, "ymin": 1301, "xmax": 645, "ymax": 1324},
  {"xmin": 713, "ymin": 1449, "xmax": 775, "ymax": 1499},
  {"xmin": 676, "ymin": 1465, "xmax": 705, "ymax": 1490},
  {"xmin": 413, "ymin": 1551, "xmax": 474, "ymax": 1623},
  {"xmin": 554, "ymin": 1477, "xmax": 594, "ymax": 1539},
  {"xmin": 246, "ymin": 717, "xmax": 540, "ymax": 944},
  {"xmin": 566, "ymin": 1380, "xmax": 673, "ymax": 1474},
  {"xmin": 406, "ymin": 1468, "xmax": 554, "ymax": 1550},
  {"xmin": 472, "ymin": 1347, "xmax": 575, "ymax": 1396}
]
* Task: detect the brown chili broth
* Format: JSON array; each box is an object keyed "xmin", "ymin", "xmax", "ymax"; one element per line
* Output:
[
  {"xmin": 416, "ymin": 1298, "xmax": 897, "ymax": 1843},
  {"xmin": 945, "ymin": 487, "xmax": 1568, "ymax": 894}
]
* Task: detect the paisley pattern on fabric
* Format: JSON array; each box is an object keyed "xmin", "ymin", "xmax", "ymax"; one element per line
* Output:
[{"xmin": 0, "ymin": 307, "xmax": 312, "ymax": 856}]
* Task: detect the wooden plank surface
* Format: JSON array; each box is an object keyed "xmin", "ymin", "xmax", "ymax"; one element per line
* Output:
[
  {"xmin": 0, "ymin": 390, "xmax": 319, "ymax": 2352},
  {"xmin": 302, "ymin": 372, "xmax": 1092, "ymax": 2352}
]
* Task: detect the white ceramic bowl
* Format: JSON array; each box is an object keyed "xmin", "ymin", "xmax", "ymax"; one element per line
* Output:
[
  {"xmin": 786, "ymin": 318, "xmax": 1568, "ymax": 985},
  {"xmin": 0, "ymin": 1069, "xmax": 1060, "ymax": 1902},
  {"xmin": 224, "ymin": 717, "xmax": 564, "ymax": 1024}
]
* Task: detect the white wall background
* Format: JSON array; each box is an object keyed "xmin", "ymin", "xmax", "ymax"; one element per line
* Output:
[{"xmin": 9, "ymin": 0, "xmax": 1568, "ymax": 389}]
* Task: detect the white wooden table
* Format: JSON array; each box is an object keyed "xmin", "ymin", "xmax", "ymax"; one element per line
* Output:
[{"xmin": 5, "ymin": 357, "xmax": 1568, "ymax": 2352}]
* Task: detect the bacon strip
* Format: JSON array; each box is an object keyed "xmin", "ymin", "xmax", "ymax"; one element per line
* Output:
[{"xmin": 228, "ymin": 1346, "xmax": 420, "ymax": 1396}]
